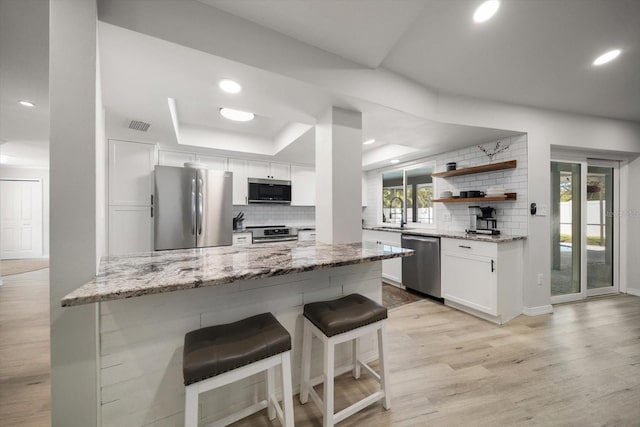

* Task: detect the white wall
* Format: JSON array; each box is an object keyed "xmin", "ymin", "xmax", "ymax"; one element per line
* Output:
[
  {"xmin": 0, "ymin": 166, "xmax": 50, "ymax": 257},
  {"xmin": 625, "ymin": 157, "xmax": 640, "ymax": 296},
  {"xmin": 363, "ymin": 135, "xmax": 528, "ymax": 236},
  {"xmin": 49, "ymin": 1, "xmax": 99, "ymax": 426}
]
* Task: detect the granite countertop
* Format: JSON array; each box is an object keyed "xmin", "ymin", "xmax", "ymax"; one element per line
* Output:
[
  {"xmin": 363, "ymin": 226, "xmax": 526, "ymax": 243},
  {"xmin": 61, "ymin": 241, "xmax": 412, "ymax": 307}
]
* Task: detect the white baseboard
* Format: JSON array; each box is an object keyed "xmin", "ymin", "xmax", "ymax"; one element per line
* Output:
[
  {"xmin": 626, "ymin": 288, "xmax": 640, "ymax": 297},
  {"xmin": 522, "ymin": 305, "xmax": 553, "ymax": 316}
]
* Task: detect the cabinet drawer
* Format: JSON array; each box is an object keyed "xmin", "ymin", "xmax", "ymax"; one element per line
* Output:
[
  {"xmin": 298, "ymin": 230, "xmax": 316, "ymax": 242},
  {"xmin": 232, "ymin": 232, "xmax": 252, "ymax": 246},
  {"xmin": 441, "ymin": 238, "xmax": 497, "ymax": 257}
]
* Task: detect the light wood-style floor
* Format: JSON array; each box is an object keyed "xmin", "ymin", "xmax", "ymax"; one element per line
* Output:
[
  {"xmin": 2, "ymin": 269, "xmax": 640, "ymax": 426},
  {"xmin": 0, "ymin": 268, "xmax": 50, "ymax": 427}
]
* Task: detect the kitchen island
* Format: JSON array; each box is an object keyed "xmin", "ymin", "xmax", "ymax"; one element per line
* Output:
[{"xmin": 62, "ymin": 241, "xmax": 412, "ymax": 427}]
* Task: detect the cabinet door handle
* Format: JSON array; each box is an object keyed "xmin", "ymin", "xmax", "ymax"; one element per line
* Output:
[
  {"xmin": 491, "ymin": 259, "xmax": 495, "ymax": 272},
  {"xmin": 150, "ymin": 206, "xmax": 153, "ymax": 218},
  {"xmin": 459, "ymin": 245, "xmax": 472, "ymax": 249},
  {"xmin": 150, "ymin": 194, "xmax": 154, "ymax": 205}
]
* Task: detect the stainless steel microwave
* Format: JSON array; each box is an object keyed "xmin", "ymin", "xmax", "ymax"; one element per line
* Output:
[{"xmin": 248, "ymin": 178, "xmax": 292, "ymax": 204}]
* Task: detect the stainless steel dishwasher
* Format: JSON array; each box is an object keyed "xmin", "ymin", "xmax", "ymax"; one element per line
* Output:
[{"xmin": 401, "ymin": 234, "xmax": 441, "ymax": 298}]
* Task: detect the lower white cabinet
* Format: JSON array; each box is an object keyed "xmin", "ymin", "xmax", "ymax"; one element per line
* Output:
[
  {"xmin": 297, "ymin": 229, "xmax": 316, "ymax": 242},
  {"xmin": 441, "ymin": 238, "xmax": 523, "ymax": 324},
  {"xmin": 232, "ymin": 232, "xmax": 252, "ymax": 246},
  {"xmin": 362, "ymin": 229, "xmax": 402, "ymax": 285},
  {"xmin": 108, "ymin": 206, "xmax": 153, "ymax": 255}
]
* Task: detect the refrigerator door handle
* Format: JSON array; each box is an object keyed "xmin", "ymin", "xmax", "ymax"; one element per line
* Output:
[
  {"xmin": 198, "ymin": 177, "xmax": 204, "ymax": 235},
  {"xmin": 191, "ymin": 178, "xmax": 196, "ymax": 235}
]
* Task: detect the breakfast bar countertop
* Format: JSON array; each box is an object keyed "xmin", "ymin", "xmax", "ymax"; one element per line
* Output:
[
  {"xmin": 363, "ymin": 226, "xmax": 527, "ymax": 243},
  {"xmin": 61, "ymin": 241, "xmax": 413, "ymax": 307}
]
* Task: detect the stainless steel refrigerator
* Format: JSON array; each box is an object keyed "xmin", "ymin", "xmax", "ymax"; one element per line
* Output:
[{"xmin": 154, "ymin": 166, "xmax": 233, "ymax": 250}]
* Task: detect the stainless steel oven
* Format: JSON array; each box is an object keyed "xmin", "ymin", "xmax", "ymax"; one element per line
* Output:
[{"xmin": 247, "ymin": 226, "xmax": 298, "ymax": 243}]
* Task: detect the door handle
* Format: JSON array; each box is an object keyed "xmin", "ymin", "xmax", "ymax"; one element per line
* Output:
[
  {"xmin": 191, "ymin": 179, "xmax": 196, "ymax": 235},
  {"xmin": 459, "ymin": 245, "xmax": 472, "ymax": 249},
  {"xmin": 198, "ymin": 178, "xmax": 203, "ymax": 235},
  {"xmin": 491, "ymin": 259, "xmax": 495, "ymax": 272}
]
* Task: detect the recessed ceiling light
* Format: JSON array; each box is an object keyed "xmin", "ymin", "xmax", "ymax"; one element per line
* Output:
[
  {"xmin": 389, "ymin": 159, "xmax": 400, "ymax": 164},
  {"xmin": 18, "ymin": 100, "xmax": 35, "ymax": 107},
  {"xmin": 219, "ymin": 79, "xmax": 242, "ymax": 94},
  {"xmin": 473, "ymin": 0, "xmax": 500, "ymax": 23},
  {"xmin": 219, "ymin": 108, "xmax": 255, "ymax": 122},
  {"xmin": 363, "ymin": 139, "xmax": 375, "ymax": 145},
  {"xmin": 593, "ymin": 49, "xmax": 621, "ymax": 66}
]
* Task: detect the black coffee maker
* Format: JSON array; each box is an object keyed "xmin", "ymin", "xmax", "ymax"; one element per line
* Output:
[{"xmin": 466, "ymin": 206, "xmax": 500, "ymax": 235}]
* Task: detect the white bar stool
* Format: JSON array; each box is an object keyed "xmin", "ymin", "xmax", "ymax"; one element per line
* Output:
[
  {"xmin": 182, "ymin": 313, "xmax": 294, "ymax": 427},
  {"xmin": 299, "ymin": 294, "xmax": 390, "ymax": 427}
]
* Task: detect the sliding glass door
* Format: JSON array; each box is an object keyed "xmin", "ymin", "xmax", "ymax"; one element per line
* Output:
[
  {"xmin": 550, "ymin": 160, "xmax": 618, "ymax": 303},
  {"xmin": 586, "ymin": 163, "xmax": 616, "ymax": 295}
]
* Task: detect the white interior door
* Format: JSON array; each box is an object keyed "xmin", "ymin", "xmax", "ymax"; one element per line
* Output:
[{"xmin": 0, "ymin": 180, "xmax": 43, "ymax": 259}]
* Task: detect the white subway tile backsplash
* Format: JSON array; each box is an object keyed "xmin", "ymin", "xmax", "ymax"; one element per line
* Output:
[
  {"xmin": 363, "ymin": 135, "xmax": 529, "ymax": 236},
  {"xmin": 232, "ymin": 205, "xmax": 315, "ymax": 227}
]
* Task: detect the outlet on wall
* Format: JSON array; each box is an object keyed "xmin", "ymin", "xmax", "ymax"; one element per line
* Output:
[
  {"xmin": 537, "ymin": 273, "xmax": 543, "ymax": 285},
  {"xmin": 443, "ymin": 213, "xmax": 452, "ymax": 222}
]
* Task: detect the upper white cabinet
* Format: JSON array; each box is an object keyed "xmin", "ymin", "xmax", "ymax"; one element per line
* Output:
[
  {"xmin": 158, "ymin": 150, "xmax": 196, "ymax": 167},
  {"xmin": 269, "ymin": 162, "xmax": 291, "ymax": 180},
  {"xmin": 247, "ymin": 160, "xmax": 290, "ymax": 180},
  {"xmin": 291, "ymin": 165, "xmax": 315, "ymax": 206},
  {"xmin": 196, "ymin": 155, "xmax": 227, "ymax": 171},
  {"xmin": 441, "ymin": 238, "xmax": 523, "ymax": 324},
  {"xmin": 228, "ymin": 158, "xmax": 248, "ymax": 205},
  {"xmin": 108, "ymin": 140, "xmax": 157, "ymax": 206}
]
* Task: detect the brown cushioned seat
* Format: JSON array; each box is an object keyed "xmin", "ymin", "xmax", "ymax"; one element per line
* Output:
[
  {"xmin": 183, "ymin": 313, "xmax": 291, "ymax": 386},
  {"xmin": 303, "ymin": 294, "xmax": 388, "ymax": 337}
]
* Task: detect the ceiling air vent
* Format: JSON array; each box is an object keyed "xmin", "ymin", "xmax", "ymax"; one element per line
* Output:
[{"xmin": 128, "ymin": 120, "xmax": 151, "ymax": 132}]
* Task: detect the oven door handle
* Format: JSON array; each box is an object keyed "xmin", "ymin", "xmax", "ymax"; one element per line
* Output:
[{"xmin": 253, "ymin": 237, "xmax": 298, "ymax": 243}]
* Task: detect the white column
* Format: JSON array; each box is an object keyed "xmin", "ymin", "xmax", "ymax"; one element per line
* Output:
[
  {"xmin": 315, "ymin": 107, "xmax": 362, "ymax": 244},
  {"xmin": 49, "ymin": 1, "xmax": 100, "ymax": 426}
]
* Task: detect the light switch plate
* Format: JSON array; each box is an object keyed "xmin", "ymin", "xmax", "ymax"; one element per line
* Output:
[{"xmin": 537, "ymin": 204, "xmax": 548, "ymax": 216}]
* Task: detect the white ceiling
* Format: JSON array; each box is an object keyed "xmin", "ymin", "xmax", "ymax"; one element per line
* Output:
[
  {"xmin": 6, "ymin": 0, "xmax": 634, "ymax": 170},
  {"xmin": 100, "ymin": 22, "xmax": 521, "ymax": 168},
  {"xmin": 201, "ymin": 0, "xmax": 640, "ymax": 122},
  {"xmin": 200, "ymin": 0, "xmax": 426, "ymax": 68}
]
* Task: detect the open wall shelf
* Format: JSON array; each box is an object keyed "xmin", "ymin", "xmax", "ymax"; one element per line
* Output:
[
  {"xmin": 432, "ymin": 160, "xmax": 517, "ymax": 178},
  {"xmin": 433, "ymin": 193, "xmax": 517, "ymax": 203}
]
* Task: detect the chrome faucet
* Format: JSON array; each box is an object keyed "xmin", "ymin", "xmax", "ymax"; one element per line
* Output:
[{"xmin": 389, "ymin": 196, "xmax": 406, "ymax": 228}]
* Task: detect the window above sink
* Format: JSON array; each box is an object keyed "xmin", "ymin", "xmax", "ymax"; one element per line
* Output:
[{"xmin": 382, "ymin": 162, "xmax": 435, "ymax": 227}]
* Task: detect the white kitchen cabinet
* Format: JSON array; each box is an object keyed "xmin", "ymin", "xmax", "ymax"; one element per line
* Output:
[
  {"xmin": 108, "ymin": 206, "xmax": 153, "ymax": 255},
  {"xmin": 108, "ymin": 140, "xmax": 157, "ymax": 206},
  {"xmin": 196, "ymin": 155, "xmax": 227, "ymax": 171},
  {"xmin": 232, "ymin": 232, "xmax": 252, "ymax": 246},
  {"xmin": 297, "ymin": 229, "xmax": 316, "ymax": 242},
  {"xmin": 441, "ymin": 238, "xmax": 523, "ymax": 324},
  {"xmin": 158, "ymin": 150, "xmax": 196, "ymax": 167},
  {"xmin": 291, "ymin": 165, "xmax": 315, "ymax": 206},
  {"xmin": 247, "ymin": 160, "xmax": 290, "ymax": 180},
  {"xmin": 228, "ymin": 158, "xmax": 248, "ymax": 205},
  {"xmin": 269, "ymin": 162, "xmax": 290, "ymax": 180},
  {"xmin": 362, "ymin": 229, "xmax": 402, "ymax": 285}
]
